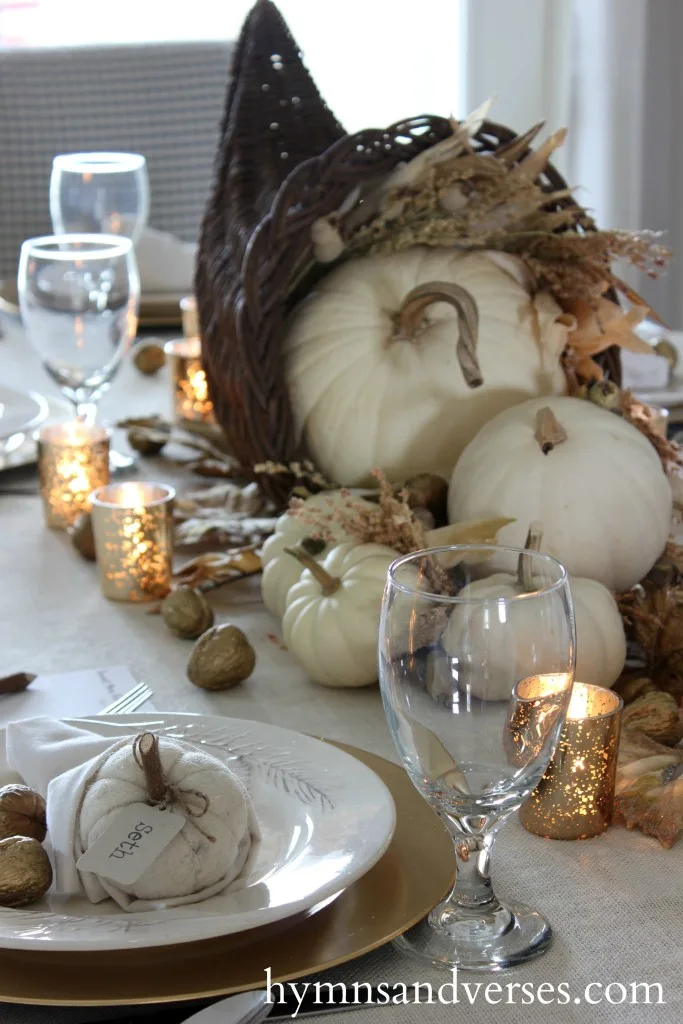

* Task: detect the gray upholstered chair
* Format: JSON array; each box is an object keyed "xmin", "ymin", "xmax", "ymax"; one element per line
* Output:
[{"xmin": 0, "ymin": 41, "xmax": 232, "ymax": 278}]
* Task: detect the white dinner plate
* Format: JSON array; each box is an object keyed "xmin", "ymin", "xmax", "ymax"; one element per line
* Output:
[
  {"xmin": 0, "ymin": 385, "xmax": 48, "ymax": 443},
  {"xmin": 0, "ymin": 713, "xmax": 396, "ymax": 952},
  {"xmin": 0, "ymin": 394, "xmax": 71, "ymax": 472}
]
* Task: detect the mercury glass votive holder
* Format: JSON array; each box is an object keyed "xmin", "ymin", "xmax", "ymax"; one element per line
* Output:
[
  {"xmin": 164, "ymin": 296, "xmax": 215, "ymax": 425},
  {"xmin": 90, "ymin": 482, "xmax": 175, "ymax": 602},
  {"xmin": 519, "ymin": 682, "xmax": 623, "ymax": 840},
  {"xmin": 37, "ymin": 423, "xmax": 110, "ymax": 529}
]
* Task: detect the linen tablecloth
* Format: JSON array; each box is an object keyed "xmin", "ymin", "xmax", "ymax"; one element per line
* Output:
[{"xmin": 0, "ymin": 321, "xmax": 681, "ymax": 1023}]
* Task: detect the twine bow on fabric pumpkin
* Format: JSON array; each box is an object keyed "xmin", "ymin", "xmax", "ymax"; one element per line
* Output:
[{"xmin": 132, "ymin": 733, "xmax": 216, "ymax": 839}]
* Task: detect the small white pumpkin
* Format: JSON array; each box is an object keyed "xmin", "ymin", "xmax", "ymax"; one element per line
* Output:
[
  {"xmin": 285, "ymin": 249, "xmax": 570, "ymax": 486},
  {"xmin": 442, "ymin": 571, "xmax": 561, "ymax": 702},
  {"xmin": 282, "ymin": 542, "xmax": 398, "ymax": 687},
  {"xmin": 449, "ymin": 396, "xmax": 672, "ymax": 591},
  {"xmin": 569, "ymin": 576, "xmax": 626, "ymax": 687},
  {"xmin": 442, "ymin": 528, "xmax": 626, "ymax": 699},
  {"xmin": 261, "ymin": 491, "xmax": 374, "ymax": 617}
]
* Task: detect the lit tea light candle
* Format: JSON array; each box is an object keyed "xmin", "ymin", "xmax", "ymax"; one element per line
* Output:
[
  {"xmin": 165, "ymin": 296, "xmax": 214, "ymax": 424},
  {"xmin": 90, "ymin": 482, "xmax": 175, "ymax": 602},
  {"xmin": 37, "ymin": 422, "xmax": 110, "ymax": 529},
  {"xmin": 519, "ymin": 682, "xmax": 623, "ymax": 840}
]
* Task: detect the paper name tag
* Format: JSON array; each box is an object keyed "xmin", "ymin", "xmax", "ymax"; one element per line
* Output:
[{"xmin": 77, "ymin": 802, "xmax": 186, "ymax": 886}]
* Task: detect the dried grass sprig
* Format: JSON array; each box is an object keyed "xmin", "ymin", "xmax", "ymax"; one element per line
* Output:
[
  {"xmin": 289, "ymin": 471, "xmax": 426, "ymax": 554},
  {"xmin": 341, "ymin": 116, "xmax": 670, "ymax": 312}
]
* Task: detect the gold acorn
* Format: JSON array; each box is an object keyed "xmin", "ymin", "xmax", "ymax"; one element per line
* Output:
[
  {"xmin": 162, "ymin": 587, "xmax": 214, "ymax": 639},
  {"xmin": 188, "ymin": 624, "xmax": 256, "ymax": 690},
  {"xmin": 0, "ymin": 836, "xmax": 52, "ymax": 907},
  {"xmin": 134, "ymin": 343, "xmax": 166, "ymax": 375},
  {"xmin": 68, "ymin": 512, "xmax": 96, "ymax": 561},
  {"xmin": 0, "ymin": 785, "xmax": 47, "ymax": 843}
]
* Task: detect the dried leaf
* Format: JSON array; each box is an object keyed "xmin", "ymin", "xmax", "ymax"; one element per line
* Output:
[
  {"xmin": 614, "ymin": 765, "xmax": 683, "ymax": 848},
  {"xmin": 175, "ymin": 515, "xmax": 276, "ymax": 551},
  {"xmin": 618, "ymin": 727, "xmax": 683, "ymax": 767},
  {"xmin": 564, "ymin": 296, "xmax": 652, "ymax": 380},
  {"xmin": 174, "ymin": 547, "xmax": 263, "ymax": 589},
  {"xmin": 0, "ymin": 672, "xmax": 35, "ymax": 694},
  {"xmin": 425, "ymin": 517, "xmax": 516, "ymax": 547},
  {"xmin": 188, "ymin": 459, "xmax": 239, "ymax": 479},
  {"xmin": 618, "ymin": 579, "xmax": 683, "ymax": 686},
  {"xmin": 620, "ymin": 391, "xmax": 682, "ymax": 471}
]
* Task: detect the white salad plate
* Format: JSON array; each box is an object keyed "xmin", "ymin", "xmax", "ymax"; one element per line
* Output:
[
  {"xmin": 0, "ymin": 713, "xmax": 396, "ymax": 952},
  {"xmin": 0, "ymin": 385, "xmax": 48, "ymax": 443}
]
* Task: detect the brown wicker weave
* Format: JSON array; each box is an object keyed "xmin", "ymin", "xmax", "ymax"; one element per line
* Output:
[{"xmin": 197, "ymin": 0, "xmax": 620, "ymax": 505}]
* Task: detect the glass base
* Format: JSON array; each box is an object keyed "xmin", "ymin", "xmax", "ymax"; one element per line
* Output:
[
  {"xmin": 109, "ymin": 449, "xmax": 137, "ymax": 473},
  {"xmin": 393, "ymin": 900, "xmax": 552, "ymax": 972}
]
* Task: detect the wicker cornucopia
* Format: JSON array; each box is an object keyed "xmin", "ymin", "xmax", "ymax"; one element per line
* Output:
[{"xmin": 196, "ymin": 0, "xmax": 620, "ymax": 506}]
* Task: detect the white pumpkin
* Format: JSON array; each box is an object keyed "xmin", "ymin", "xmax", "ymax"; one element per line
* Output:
[
  {"xmin": 285, "ymin": 249, "xmax": 570, "ymax": 486},
  {"xmin": 570, "ymin": 576, "xmax": 626, "ymax": 687},
  {"xmin": 261, "ymin": 491, "xmax": 374, "ymax": 617},
  {"xmin": 442, "ymin": 571, "xmax": 566, "ymax": 701},
  {"xmin": 449, "ymin": 396, "xmax": 672, "ymax": 591},
  {"xmin": 442, "ymin": 572, "xmax": 625, "ymax": 700},
  {"xmin": 283, "ymin": 542, "xmax": 398, "ymax": 687}
]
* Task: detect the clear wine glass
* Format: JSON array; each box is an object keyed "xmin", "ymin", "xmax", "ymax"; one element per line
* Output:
[
  {"xmin": 379, "ymin": 543, "xmax": 575, "ymax": 971},
  {"xmin": 18, "ymin": 234, "xmax": 140, "ymax": 427},
  {"xmin": 50, "ymin": 152, "xmax": 149, "ymax": 243}
]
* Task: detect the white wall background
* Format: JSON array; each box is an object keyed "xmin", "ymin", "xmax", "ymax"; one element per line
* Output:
[{"xmin": 0, "ymin": 0, "xmax": 464, "ymax": 131}]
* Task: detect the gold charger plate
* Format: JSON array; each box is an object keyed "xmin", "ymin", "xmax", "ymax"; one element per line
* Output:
[
  {"xmin": 0, "ymin": 742, "xmax": 453, "ymax": 1006},
  {"xmin": 0, "ymin": 280, "xmax": 182, "ymax": 328}
]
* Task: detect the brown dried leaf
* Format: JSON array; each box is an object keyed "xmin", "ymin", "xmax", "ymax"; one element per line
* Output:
[
  {"xmin": 620, "ymin": 391, "xmax": 682, "ymax": 471},
  {"xmin": 188, "ymin": 459, "xmax": 240, "ymax": 479},
  {"xmin": 0, "ymin": 672, "xmax": 35, "ymax": 694},
  {"xmin": 175, "ymin": 515, "xmax": 276, "ymax": 551},
  {"xmin": 174, "ymin": 548, "xmax": 263, "ymax": 589},
  {"xmin": 614, "ymin": 767, "xmax": 683, "ymax": 848}
]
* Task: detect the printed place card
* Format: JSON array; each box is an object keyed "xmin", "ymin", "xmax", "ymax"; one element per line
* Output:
[
  {"xmin": 0, "ymin": 666, "xmax": 154, "ymax": 726},
  {"xmin": 77, "ymin": 802, "xmax": 186, "ymax": 885}
]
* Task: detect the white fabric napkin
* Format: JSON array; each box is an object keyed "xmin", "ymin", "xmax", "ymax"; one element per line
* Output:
[
  {"xmin": 135, "ymin": 226, "xmax": 197, "ymax": 293},
  {"xmin": 5, "ymin": 718, "xmax": 259, "ymax": 913}
]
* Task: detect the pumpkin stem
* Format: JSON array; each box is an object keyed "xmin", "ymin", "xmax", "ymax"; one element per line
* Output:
[
  {"xmin": 394, "ymin": 280, "xmax": 483, "ymax": 389},
  {"xmin": 534, "ymin": 407, "xmax": 568, "ymax": 453},
  {"xmin": 517, "ymin": 522, "xmax": 543, "ymax": 592},
  {"xmin": 284, "ymin": 546, "xmax": 341, "ymax": 596}
]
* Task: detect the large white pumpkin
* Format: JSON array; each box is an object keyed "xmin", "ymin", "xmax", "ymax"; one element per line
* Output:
[
  {"xmin": 285, "ymin": 249, "xmax": 569, "ymax": 486},
  {"xmin": 449, "ymin": 396, "xmax": 672, "ymax": 591}
]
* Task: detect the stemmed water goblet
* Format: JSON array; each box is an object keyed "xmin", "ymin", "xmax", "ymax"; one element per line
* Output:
[
  {"xmin": 379, "ymin": 543, "xmax": 575, "ymax": 970},
  {"xmin": 50, "ymin": 152, "xmax": 149, "ymax": 243},
  {"xmin": 18, "ymin": 235, "xmax": 140, "ymax": 447}
]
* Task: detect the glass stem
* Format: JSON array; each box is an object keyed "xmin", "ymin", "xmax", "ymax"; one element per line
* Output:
[
  {"xmin": 76, "ymin": 401, "xmax": 98, "ymax": 426},
  {"xmin": 428, "ymin": 819, "xmax": 512, "ymax": 940},
  {"xmin": 449, "ymin": 829, "xmax": 496, "ymax": 908}
]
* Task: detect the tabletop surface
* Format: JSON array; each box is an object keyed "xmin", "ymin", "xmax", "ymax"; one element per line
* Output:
[{"xmin": 0, "ymin": 319, "xmax": 681, "ymax": 1023}]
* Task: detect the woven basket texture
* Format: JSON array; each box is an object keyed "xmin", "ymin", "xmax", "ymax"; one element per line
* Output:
[{"xmin": 196, "ymin": 0, "xmax": 620, "ymax": 504}]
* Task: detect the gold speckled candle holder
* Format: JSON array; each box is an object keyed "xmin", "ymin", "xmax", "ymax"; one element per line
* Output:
[
  {"xmin": 520, "ymin": 682, "xmax": 623, "ymax": 840},
  {"xmin": 164, "ymin": 296, "xmax": 215, "ymax": 424},
  {"xmin": 37, "ymin": 423, "xmax": 110, "ymax": 529},
  {"xmin": 90, "ymin": 482, "xmax": 175, "ymax": 602}
]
